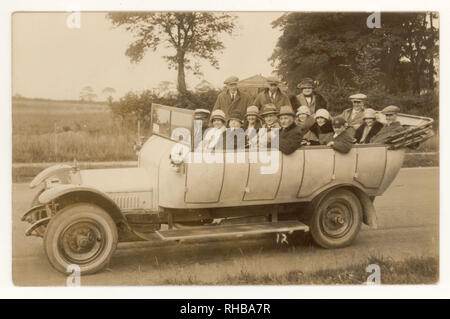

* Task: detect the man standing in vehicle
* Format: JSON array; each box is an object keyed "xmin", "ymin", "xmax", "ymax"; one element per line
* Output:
[
  {"xmin": 295, "ymin": 77, "xmax": 327, "ymax": 115},
  {"xmin": 213, "ymin": 76, "xmax": 253, "ymax": 119},
  {"xmin": 253, "ymin": 76, "xmax": 291, "ymax": 110}
]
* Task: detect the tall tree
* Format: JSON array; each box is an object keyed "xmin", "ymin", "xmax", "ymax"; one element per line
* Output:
[{"xmin": 107, "ymin": 12, "xmax": 237, "ymax": 94}]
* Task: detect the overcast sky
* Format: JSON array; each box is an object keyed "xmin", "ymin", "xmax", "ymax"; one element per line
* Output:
[{"xmin": 12, "ymin": 12, "xmax": 283, "ymax": 100}]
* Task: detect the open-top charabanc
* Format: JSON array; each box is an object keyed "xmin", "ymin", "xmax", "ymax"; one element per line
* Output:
[{"xmin": 22, "ymin": 104, "xmax": 434, "ymax": 274}]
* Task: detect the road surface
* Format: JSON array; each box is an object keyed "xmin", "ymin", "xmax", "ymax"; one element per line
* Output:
[{"xmin": 12, "ymin": 167, "xmax": 439, "ymax": 286}]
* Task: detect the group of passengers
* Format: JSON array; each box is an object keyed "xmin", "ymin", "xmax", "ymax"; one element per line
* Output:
[{"xmin": 193, "ymin": 75, "xmax": 405, "ymax": 155}]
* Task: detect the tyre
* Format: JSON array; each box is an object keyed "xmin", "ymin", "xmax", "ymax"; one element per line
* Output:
[
  {"xmin": 44, "ymin": 203, "xmax": 118, "ymax": 275},
  {"xmin": 310, "ymin": 189, "xmax": 362, "ymax": 249}
]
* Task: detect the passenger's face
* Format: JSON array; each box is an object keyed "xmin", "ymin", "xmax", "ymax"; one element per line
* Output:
[
  {"xmin": 316, "ymin": 117, "xmax": 326, "ymax": 126},
  {"xmin": 385, "ymin": 113, "xmax": 397, "ymax": 124},
  {"xmin": 333, "ymin": 126, "xmax": 345, "ymax": 135},
  {"xmin": 280, "ymin": 115, "xmax": 294, "ymax": 128},
  {"xmin": 195, "ymin": 117, "xmax": 209, "ymax": 128},
  {"xmin": 364, "ymin": 118, "xmax": 375, "ymax": 126},
  {"xmin": 229, "ymin": 119, "xmax": 242, "ymax": 129},
  {"xmin": 227, "ymin": 83, "xmax": 238, "ymax": 94},
  {"xmin": 298, "ymin": 114, "xmax": 308, "ymax": 122},
  {"xmin": 264, "ymin": 114, "xmax": 277, "ymax": 125},
  {"xmin": 212, "ymin": 119, "xmax": 224, "ymax": 129},
  {"xmin": 246, "ymin": 115, "xmax": 257, "ymax": 124},
  {"xmin": 302, "ymin": 88, "xmax": 313, "ymax": 96},
  {"xmin": 352, "ymin": 100, "xmax": 364, "ymax": 112}
]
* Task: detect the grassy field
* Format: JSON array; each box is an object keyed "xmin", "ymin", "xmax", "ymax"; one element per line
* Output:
[{"xmin": 12, "ymin": 98, "xmax": 138, "ymax": 162}]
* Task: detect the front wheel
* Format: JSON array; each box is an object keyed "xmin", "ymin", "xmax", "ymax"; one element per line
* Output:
[
  {"xmin": 310, "ymin": 189, "xmax": 362, "ymax": 249},
  {"xmin": 44, "ymin": 203, "xmax": 118, "ymax": 275}
]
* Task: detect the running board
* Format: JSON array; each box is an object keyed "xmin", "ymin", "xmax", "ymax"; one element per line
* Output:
[{"xmin": 156, "ymin": 220, "xmax": 309, "ymax": 241}]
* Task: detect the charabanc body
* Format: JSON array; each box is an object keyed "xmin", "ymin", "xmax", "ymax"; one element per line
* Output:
[{"xmin": 22, "ymin": 104, "xmax": 434, "ymax": 274}]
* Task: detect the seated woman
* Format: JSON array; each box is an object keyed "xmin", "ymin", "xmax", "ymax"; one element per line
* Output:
[
  {"xmin": 295, "ymin": 105, "xmax": 315, "ymax": 145},
  {"xmin": 354, "ymin": 108, "xmax": 383, "ymax": 144},
  {"xmin": 243, "ymin": 105, "xmax": 261, "ymax": 148},
  {"xmin": 200, "ymin": 109, "xmax": 226, "ymax": 151},
  {"xmin": 305, "ymin": 109, "xmax": 334, "ymax": 145},
  {"xmin": 224, "ymin": 112, "xmax": 246, "ymax": 150}
]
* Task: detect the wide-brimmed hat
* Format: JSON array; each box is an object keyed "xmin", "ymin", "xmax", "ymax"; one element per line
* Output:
[
  {"xmin": 381, "ymin": 105, "xmax": 400, "ymax": 115},
  {"xmin": 315, "ymin": 108, "xmax": 331, "ymax": 120},
  {"xmin": 278, "ymin": 105, "xmax": 295, "ymax": 117},
  {"xmin": 210, "ymin": 109, "xmax": 226, "ymax": 123},
  {"xmin": 260, "ymin": 103, "xmax": 279, "ymax": 117},
  {"xmin": 224, "ymin": 76, "xmax": 239, "ymax": 85},
  {"xmin": 349, "ymin": 93, "xmax": 367, "ymax": 101},
  {"xmin": 363, "ymin": 108, "xmax": 377, "ymax": 119},
  {"xmin": 296, "ymin": 105, "xmax": 311, "ymax": 116},
  {"xmin": 245, "ymin": 105, "xmax": 260, "ymax": 118},
  {"xmin": 297, "ymin": 78, "xmax": 315, "ymax": 89}
]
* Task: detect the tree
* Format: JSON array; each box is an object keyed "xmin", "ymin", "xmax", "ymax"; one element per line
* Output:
[
  {"xmin": 107, "ymin": 12, "xmax": 237, "ymax": 94},
  {"xmin": 102, "ymin": 87, "xmax": 116, "ymax": 103},
  {"xmin": 80, "ymin": 86, "xmax": 97, "ymax": 102}
]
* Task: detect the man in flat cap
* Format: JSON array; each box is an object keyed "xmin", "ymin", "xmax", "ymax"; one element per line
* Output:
[
  {"xmin": 338, "ymin": 93, "xmax": 367, "ymax": 137},
  {"xmin": 278, "ymin": 105, "xmax": 305, "ymax": 155},
  {"xmin": 327, "ymin": 117, "xmax": 353, "ymax": 154},
  {"xmin": 213, "ymin": 76, "xmax": 253, "ymax": 119},
  {"xmin": 295, "ymin": 77, "xmax": 327, "ymax": 115},
  {"xmin": 193, "ymin": 108, "xmax": 211, "ymax": 149},
  {"xmin": 371, "ymin": 105, "xmax": 405, "ymax": 144},
  {"xmin": 253, "ymin": 76, "xmax": 291, "ymax": 111}
]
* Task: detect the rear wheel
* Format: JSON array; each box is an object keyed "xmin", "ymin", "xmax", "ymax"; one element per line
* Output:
[
  {"xmin": 44, "ymin": 203, "xmax": 118, "ymax": 275},
  {"xmin": 310, "ymin": 189, "xmax": 362, "ymax": 248}
]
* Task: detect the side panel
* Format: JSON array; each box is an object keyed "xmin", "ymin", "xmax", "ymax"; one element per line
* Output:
[
  {"xmin": 276, "ymin": 150, "xmax": 304, "ymax": 201},
  {"xmin": 334, "ymin": 148, "xmax": 357, "ymax": 182},
  {"xmin": 243, "ymin": 151, "xmax": 283, "ymax": 201},
  {"xmin": 377, "ymin": 149, "xmax": 405, "ymax": 195},
  {"xmin": 297, "ymin": 148, "xmax": 334, "ymax": 197},
  {"xmin": 355, "ymin": 146, "xmax": 387, "ymax": 189},
  {"xmin": 185, "ymin": 153, "xmax": 225, "ymax": 203},
  {"xmin": 220, "ymin": 151, "xmax": 249, "ymax": 202}
]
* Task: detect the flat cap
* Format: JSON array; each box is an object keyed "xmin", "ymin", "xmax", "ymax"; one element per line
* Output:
[
  {"xmin": 260, "ymin": 103, "xmax": 279, "ymax": 116},
  {"xmin": 194, "ymin": 108, "xmax": 211, "ymax": 118},
  {"xmin": 266, "ymin": 76, "xmax": 281, "ymax": 85},
  {"xmin": 363, "ymin": 108, "xmax": 377, "ymax": 119},
  {"xmin": 381, "ymin": 105, "xmax": 400, "ymax": 115},
  {"xmin": 332, "ymin": 117, "xmax": 347, "ymax": 128},
  {"xmin": 349, "ymin": 93, "xmax": 367, "ymax": 100},
  {"xmin": 315, "ymin": 108, "xmax": 331, "ymax": 120},
  {"xmin": 278, "ymin": 105, "xmax": 295, "ymax": 117},
  {"xmin": 224, "ymin": 76, "xmax": 239, "ymax": 85}
]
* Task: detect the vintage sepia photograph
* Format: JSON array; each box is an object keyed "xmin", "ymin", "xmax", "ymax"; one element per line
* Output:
[{"xmin": 12, "ymin": 11, "xmax": 439, "ymax": 286}]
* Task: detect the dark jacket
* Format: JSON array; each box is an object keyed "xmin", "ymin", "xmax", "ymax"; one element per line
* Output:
[
  {"xmin": 331, "ymin": 130, "xmax": 353, "ymax": 154},
  {"xmin": 354, "ymin": 121, "xmax": 384, "ymax": 144},
  {"xmin": 371, "ymin": 121, "xmax": 405, "ymax": 144},
  {"xmin": 295, "ymin": 92, "xmax": 327, "ymax": 114},
  {"xmin": 308, "ymin": 120, "xmax": 334, "ymax": 145},
  {"xmin": 213, "ymin": 89, "xmax": 253, "ymax": 119},
  {"xmin": 279, "ymin": 122, "xmax": 305, "ymax": 155},
  {"xmin": 253, "ymin": 88, "xmax": 291, "ymax": 110}
]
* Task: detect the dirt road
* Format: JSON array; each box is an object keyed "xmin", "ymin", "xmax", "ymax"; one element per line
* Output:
[{"xmin": 12, "ymin": 167, "xmax": 439, "ymax": 286}]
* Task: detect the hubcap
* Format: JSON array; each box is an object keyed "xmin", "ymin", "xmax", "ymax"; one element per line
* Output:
[
  {"xmin": 59, "ymin": 219, "xmax": 106, "ymax": 264},
  {"xmin": 320, "ymin": 201, "xmax": 353, "ymax": 238}
]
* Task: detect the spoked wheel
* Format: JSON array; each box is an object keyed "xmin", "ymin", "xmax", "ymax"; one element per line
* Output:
[
  {"xmin": 44, "ymin": 204, "xmax": 118, "ymax": 275},
  {"xmin": 310, "ymin": 189, "xmax": 362, "ymax": 248}
]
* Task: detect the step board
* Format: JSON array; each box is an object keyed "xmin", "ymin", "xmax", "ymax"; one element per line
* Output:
[{"xmin": 156, "ymin": 220, "xmax": 309, "ymax": 241}]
